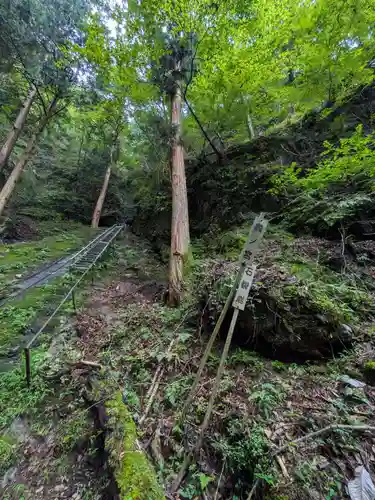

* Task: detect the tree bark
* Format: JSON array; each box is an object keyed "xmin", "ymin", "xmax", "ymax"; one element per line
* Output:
[
  {"xmin": 0, "ymin": 96, "xmax": 57, "ymax": 217},
  {"xmin": 246, "ymin": 112, "xmax": 255, "ymax": 140},
  {"xmin": 91, "ymin": 164, "xmax": 112, "ymax": 228},
  {"xmin": 0, "ymin": 86, "xmax": 37, "ymax": 170},
  {"xmin": 242, "ymin": 95, "xmax": 255, "ymax": 141},
  {"xmin": 168, "ymin": 79, "xmax": 190, "ymax": 306}
]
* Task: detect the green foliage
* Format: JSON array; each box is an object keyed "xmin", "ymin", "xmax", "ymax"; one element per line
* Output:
[
  {"xmin": 56, "ymin": 413, "xmax": 91, "ymax": 453},
  {"xmin": 164, "ymin": 376, "xmax": 193, "ymax": 408},
  {"xmin": 363, "ymin": 361, "xmax": 375, "ymax": 384},
  {"xmin": 0, "ymin": 436, "xmax": 15, "ymax": 475},
  {"xmin": 179, "ymin": 472, "xmax": 214, "ymax": 499},
  {"xmin": 271, "ymin": 361, "xmax": 287, "ymax": 372},
  {"xmin": 272, "ymin": 125, "xmax": 375, "ymax": 194},
  {"xmin": 364, "ymin": 361, "xmax": 375, "ymax": 371},
  {"xmin": 0, "ymin": 349, "xmax": 51, "ymax": 429},
  {"xmin": 282, "ymin": 258, "xmax": 372, "ymax": 323},
  {"xmin": 228, "ymin": 349, "xmax": 265, "ymax": 374},
  {"xmin": 213, "ymin": 419, "xmax": 272, "ymax": 488},
  {"xmin": 270, "ymin": 125, "xmax": 375, "ymax": 231},
  {"xmin": 248, "ymin": 383, "xmax": 285, "ymax": 419}
]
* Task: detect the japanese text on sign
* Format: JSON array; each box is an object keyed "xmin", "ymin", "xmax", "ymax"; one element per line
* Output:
[
  {"xmin": 232, "ymin": 265, "xmax": 256, "ymax": 310},
  {"xmin": 232, "ymin": 214, "xmax": 268, "ymax": 311}
]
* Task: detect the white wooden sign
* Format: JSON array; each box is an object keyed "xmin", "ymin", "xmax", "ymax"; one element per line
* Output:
[
  {"xmin": 241, "ymin": 215, "xmax": 268, "ymax": 264},
  {"xmin": 232, "ymin": 214, "xmax": 268, "ymax": 310}
]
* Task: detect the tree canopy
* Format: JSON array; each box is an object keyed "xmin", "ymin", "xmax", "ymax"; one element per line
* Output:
[{"xmin": 1, "ymin": 0, "xmax": 375, "ymax": 241}]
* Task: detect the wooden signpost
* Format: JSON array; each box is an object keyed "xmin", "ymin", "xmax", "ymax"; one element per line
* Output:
[
  {"xmin": 197, "ymin": 214, "xmax": 267, "ymax": 439},
  {"xmin": 172, "ymin": 214, "xmax": 268, "ymax": 491}
]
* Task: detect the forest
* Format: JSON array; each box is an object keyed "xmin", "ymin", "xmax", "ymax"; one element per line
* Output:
[{"xmin": 1, "ymin": 0, "xmax": 375, "ymax": 498}]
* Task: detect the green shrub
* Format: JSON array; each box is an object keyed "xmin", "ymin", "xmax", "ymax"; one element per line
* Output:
[
  {"xmin": 212, "ymin": 419, "xmax": 272, "ymax": 489},
  {"xmin": 248, "ymin": 383, "xmax": 285, "ymax": 419}
]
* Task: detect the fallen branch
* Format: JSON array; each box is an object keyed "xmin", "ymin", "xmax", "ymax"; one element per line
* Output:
[
  {"xmin": 139, "ymin": 309, "xmax": 191, "ymax": 426},
  {"xmin": 171, "ymin": 309, "xmax": 241, "ymax": 491},
  {"xmin": 214, "ymin": 460, "xmax": 226, "ymax": 500},
  {"xmin": 150, "ymin": 423, "xmax": 164, "ymax": 468},
  {"xmin": 275, "ymin": 455, "xmax": 290, "ymax": 479},
  {"xmin": 247, "ymin": 424, "xmax": 375, "ymax": 500},
  {"xmin": 72, "ymin": 359, "xmax": 103, "ymax": 369},
  {"xmin": 172, "ymin": 265, "xmax": 258, "ymax": 492},
  {"xmin": 272, "ymin": 424, "xmax": 375, "ymax": 456},
  {"xmin": 139, "ymin": 366, "xmax": 166, "ymax": 425}
]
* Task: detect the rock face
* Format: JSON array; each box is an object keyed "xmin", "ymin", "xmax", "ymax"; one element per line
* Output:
[
  {"xmin": 223, "ymin": 289, "xmax": 353, "ymax": 360},
  {"xmin": 200, "ymin": 233, "xmax": 373, "ymax": 360}
]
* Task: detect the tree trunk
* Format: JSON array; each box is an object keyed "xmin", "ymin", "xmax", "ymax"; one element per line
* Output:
[
  {"xmin": 0, "ymin": 96, "xmax": 57, "ymax": 216},
  {"xmin": 0, "ymin": 86, "xmax": 37, "ymax": 170},
  {"xmin": 241, "ymin": 94, "xmax": 255, "ymax": 141},
  {"xmin": 246, "ymin": 112, "xmax": 255, "ymax": 140},
  {"xmin": 168, "ymin": 80, "xmax": 190, "ymax": 306},
  {"xmin": 91, "ymin": 164, "xmax": 112, "ymax": 228}
]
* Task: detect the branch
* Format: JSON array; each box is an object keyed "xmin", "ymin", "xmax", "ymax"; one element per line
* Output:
[
  {"xmin": 272, "ymin": 424, "xmax": 375, "ymax": 457},
  {"xmin": 183, "ymin": 95, "xmax": 223, "ymax": 160},
  {"xmin": 50, "ymin": 102, "xmax": 69, "ymax": 119},
  {"xmin": 0, "ymin": 23, "xmax": 44, "ymax": 100},
  {"xmin": 139, "ymin": 309, "xmax": 191, "ymax": 426},
  {"xmin": 247, "ymin": 424, "xmax": 375, "ymax": 500},
  {"xmin": 35, "ymin": 88, "xmax": 48, "ymax": 116}
]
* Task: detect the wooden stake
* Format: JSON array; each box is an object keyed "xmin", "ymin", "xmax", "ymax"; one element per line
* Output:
[
  {"xmin": 25, "ymin": 348, "xmax": 31, "ymax": 387},
  {"xmin": 180, "ymin": 215, "xmax": 268, "ymax": 421},
  {"xmin": 172, "ymin": 268, "xmax": 256, "ymax": 492},
  {"xmin": 72, "ymin": 290, "xmax": 76, "ymax": 313}
]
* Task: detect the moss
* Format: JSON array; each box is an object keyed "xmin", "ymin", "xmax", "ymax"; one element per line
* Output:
[
  {"xmin": 105, "ymin": 393, "xmax": 165, "ymax": 500},
  {"xmin": 0, "ymin": 276, "xmax": 73, "ymax": 356},
  {"xmin": 363, "ymin": 361, "xmax": 375, "ymax": 384},
  {"xmin": 0, "ymin": 435, "xmax": 16, "ymax": 474},
  {"xmin": 0, "ymin": 223, "xmax": 94, "ymax": 293},
  {"xmin": 364, "ymin": 361, "xmax": 375, "ymax": 371}
]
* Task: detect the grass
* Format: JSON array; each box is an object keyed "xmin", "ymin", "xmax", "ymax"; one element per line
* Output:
[
  {"xmin": 0, "ymin": 273, "xmax": 77, "ymax": 356},
  {"xmin": 0, "ymin": 347, "xmax": 51, "ymax": 474},
  {"xmin": 0, "ymin": 222, "xmax": 95, "ymax": 294},
  {"xmin": 0, "ymin": 222, "xmax": 99, "ymax": 356},
  {"xmin": 0, "ymin": 228, "xmax": 133, "ymax": 487},
  {"xmin": 1, "ymin": 222, "xmax": 372, "ymax": 499}
]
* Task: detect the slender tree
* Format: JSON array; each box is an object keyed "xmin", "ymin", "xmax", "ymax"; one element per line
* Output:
[
  {"xmin": 0, "ymin": 0, "xmax": 93, "ymax": 172},
  {"xmin": 0, "ymin": 95, "xmax": 58, "ymax": 216},
  {"xmin": 0, "ymin": 85, "xmax": 37, "ymax": 170},
  {"xmin": 91, "ymin": 161, "xmax": 112, "ymax": 228}
]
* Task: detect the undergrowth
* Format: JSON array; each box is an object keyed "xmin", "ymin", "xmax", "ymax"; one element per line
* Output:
[{"xmin": 0, "ymin": 222, "xmax": 94, "ymax": 294}]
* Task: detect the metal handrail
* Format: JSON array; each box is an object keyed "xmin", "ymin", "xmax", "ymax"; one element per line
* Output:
[
  {"xmin": 24, "ymin": 224, "xmax": 123, "ymax": 385},
  {"xmin": 0, "ymin": 226, "xmax": 118, "ymax": 307}
]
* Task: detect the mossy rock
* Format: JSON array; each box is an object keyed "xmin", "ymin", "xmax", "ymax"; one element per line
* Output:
[
  {"xmin": 363, "ymin": 361, "xmax": 375, "ymax": 384},
  {"xmin": 203, "ymin": 259, "xmax": 362, "ymax": 360},
  {"xmin": 105, "ymin": 393, "xmax": 165, "ymax": 500}
]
